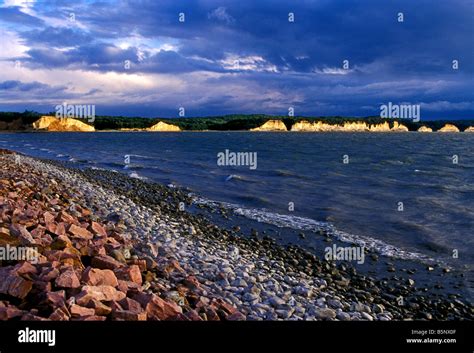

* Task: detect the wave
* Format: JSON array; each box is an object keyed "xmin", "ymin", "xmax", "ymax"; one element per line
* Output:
[
  {"xmin": 90, "ymin": 166, "xmax": 118, "ymax": 173},
  {"xmin": 129, "ymin": 171, "xmax": 147, "ymax": 180},
  {"xmin": 272, "ymin": 169, "xmax": 308, "ymax": 180},
  {"xmin": 193, "ymin": 197, "xmax": 437, "ymax": 264},
  {"xmin": 224, "ymin": 174, "xmax": 259, "ymax": 183},
  {"xmin": 128, "ymin": 154, "xmax": 155, "ymax": 160}
]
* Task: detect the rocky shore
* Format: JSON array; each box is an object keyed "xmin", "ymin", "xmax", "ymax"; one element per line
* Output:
[{"xmin": 0, "ymin": 150, "xmax": 472, "ymax": 321}]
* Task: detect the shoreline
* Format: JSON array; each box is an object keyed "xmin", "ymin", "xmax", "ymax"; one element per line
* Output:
[{"xmin": 0, "ymin": 150, "xmax": 472, "ymax": 321}]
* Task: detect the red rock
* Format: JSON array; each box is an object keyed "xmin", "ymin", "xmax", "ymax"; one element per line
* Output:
[
  {"xmin": 70, "ymin": 304, "xmax": 95, "ymax": 317},
  {"xmin": 55, "ymin": 223, "xmax": 66, "ymax": 236},
  {"xmin": 184, "ymin": 309, "xmax": 203, "ymax": 321},
  {"xmin": 213, "ymin": 298, "xmax": 237, "ymax": 315},
  {"xmin": 9, "ymin": 223, "xmax": 36, "ymax": 245},
  {"xmin": 13, "ymin": 262, "xmax": 37, "ymax": 276},
  {"xmin": 205, "ymin": 308, "xmax": 220, "ymax": 321},
  {"xmin": 90, "ymin": 222, "xmax": 107, "ymax": 237},
  {"xmin": 49, "ymin": 306, "xmax": 70, "ymax": 321},
  {"xmin": 44, "ymin": 249, "xmax": 83, "ymax": 270},
  {"xmin": 75, "ymin": 285, "xmax": 126, "ymax": 304},
  {"xmin": 55, "ymin": 268, "xmax": 80, "ymax": 288},
  {"xmin": 45, "ymin": 290, "xmax": 66, "ymax": 308},
  {"xmin": 129, "ymin": 259, "xmax": 147, "ymax": 272},
  {"xmin": 0, "ymin": 267, "xmax": 33, "ymax": 299},
  {"xmin": 68, "ymin": 224, "xmax": 93, "ymax": 240},
  {"xmin": 33, "ymin": 279, "xmax": 52, "ymax": 293},
  {"xmin": 82, "ymin": 267, "xmax": 118, "ymax": 287},
  {"xmin": 84, "ymin": 298, "xmax": 112, "ymax": 316},
  {"xmin": 50, "ymin": 234, "xmax": 72, "ymax": 250},
  {"xmin": 144, "ymin": 294, "xmax": 182, "ymax": 321},
  {"xmin": 112, "ymin": 309, "xmax": 147, "ymax": 321},
  {"xmin": 226, "ymin": 312, "xmax": 246, "ymax": 321},
  {"xmin": 75, "ymin": 315, "xmax": 106, "ymax": 321},
  {"xmin": 57, "ymin": 211, "xmax": 75, "ymax": 224},
  {"xmin": 0, "ymin": 305, "xmax": 24, "ymax": 320},
  {"xmin": 116, "ymin": 280, "xmax": 140, "ymax": 295},
  {"xmin": 43, "ymin": 212, "xmax": 55, "ymax": 225},
  {"xmin": 91, "ymin": 254, "xmax": 124, "ymax": 270},
  {"xmin": 166, "ymin": 259, "xmax": 184, "ymax": 274},
  {"xmin": 40, "ymin": 267, "xmax": 60, "ymax": 282},
  {"xmin": 118, "ymin": 297, "xmax": 142, "ymax": 313},
  {"xmin": 114, "ymin": 265, "xmax": 142, "ymax": 285},
  {"xmin": 20, "ymin": 313, "xmax": 49, "ymax": 321}
]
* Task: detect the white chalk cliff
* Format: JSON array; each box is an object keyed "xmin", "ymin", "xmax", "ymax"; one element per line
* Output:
[
  {"xmin": 251, "ymin": 120, "xmax": 288, "ymax": 131},
  {"xmin": 146, "ymin": 121, "xmax": 181, "ymax": 132},
  {"xmin": 290, "ymin": 120, "xmax": 409, "ymax": 132},
  {"xmin": 32, "ymin": 116, "xmax": 95, "ymax": 132},
  {"xmin": 438, "ymin": 124, "xmax": 460, "ymax": 132}
]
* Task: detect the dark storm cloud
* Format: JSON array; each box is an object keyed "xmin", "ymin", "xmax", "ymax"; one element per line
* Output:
[{"xmin": 0, "ymin": 0, "xmax": 472, "ymax": 118}]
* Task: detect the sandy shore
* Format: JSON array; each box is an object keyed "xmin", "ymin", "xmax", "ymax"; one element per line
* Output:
[{"xmin": 0, "ymin": 149, "xmax": 472, "ymax": 321}]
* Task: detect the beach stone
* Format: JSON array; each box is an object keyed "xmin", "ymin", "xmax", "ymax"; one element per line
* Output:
[
  {"xmin": 314, "ymin": 308, "xmax": 336, "ymax": 320},
  {"xmin": 373, "ymin": 304, "xmax": 385, "ymax": 314},
  {"xmin": 361, "ymin": 312, "xmax": 374, "ymax": 321},
  {"xmin": 269, "ymin": 296, "xmax": 286, "ymax": 307},
  {"xmin": 328, "ymin": 299, "xmax": 343, "ymax": 309},
  {"xmin": 231, "ymin": 279, "xmax": 247, "ymax": 287},
  {"xmin": 242, "ymin": 292, "xmax": 259, "ymax": 304},
  {"xmin": 336, "ymin": 312, "xmax": 351, "ymax": 321}
]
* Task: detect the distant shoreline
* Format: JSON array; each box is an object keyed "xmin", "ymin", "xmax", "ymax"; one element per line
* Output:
[{"xmin": 1, "ymin": 111, "xmax": 474, "ymax": 132}]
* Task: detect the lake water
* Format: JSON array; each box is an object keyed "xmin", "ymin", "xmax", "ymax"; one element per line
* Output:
[{"xmin": 1, "ymin": 131, "xmax": 473, "ymax": 270}]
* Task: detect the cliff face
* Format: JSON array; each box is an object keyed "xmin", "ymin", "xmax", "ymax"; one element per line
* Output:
[
  {"xmin": 464, "ymin": 126, "xmax": 474, "ymax": 132},
  {"xmin": 32, "ymin": 116, "xmax": 95, "ymax": 132},
  {"xmin": 32, "ymin": 116, "xmax": 58, "ymax": 130},
  {"xmin": 290, "ymin": 120, "xmax": 408, "ymax": 132},
  {"xmin": 251, "ymin": 120, "xmax": 288, "ymax": 131},
  {"xmin": 390, "ymin": 121, "xmax": 409, "ymax": 132},
  {"xmin": 438, "ymin": 124, "xmax": 460, "ymax": 132},
  {"xmin": 146, "ymin": 121, "xmax": 181, "ymax": 132},
  {"xmin": 418, "ymin": 126, "xmax": 433, "ymax": 132}
]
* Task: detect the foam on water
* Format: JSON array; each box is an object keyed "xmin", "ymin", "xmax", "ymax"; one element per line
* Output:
[{"xmin": 193, "ymin": 196, "xmax": 437, "ymax": 264}]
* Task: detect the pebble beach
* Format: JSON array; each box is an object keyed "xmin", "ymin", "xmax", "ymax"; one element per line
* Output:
[{"xmin": 0, "ymin": 149, "xmax": 472, "ymax": 321}]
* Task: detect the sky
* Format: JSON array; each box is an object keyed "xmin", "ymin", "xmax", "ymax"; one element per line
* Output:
[{"xmin": 0, "ymin": 0, "xmax": 473, "ymax": 119}]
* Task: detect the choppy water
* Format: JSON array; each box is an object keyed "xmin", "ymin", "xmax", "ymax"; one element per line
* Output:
[{"xmin": 1, "ymin": 131, "xmax": 473, "ymax": 269}]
